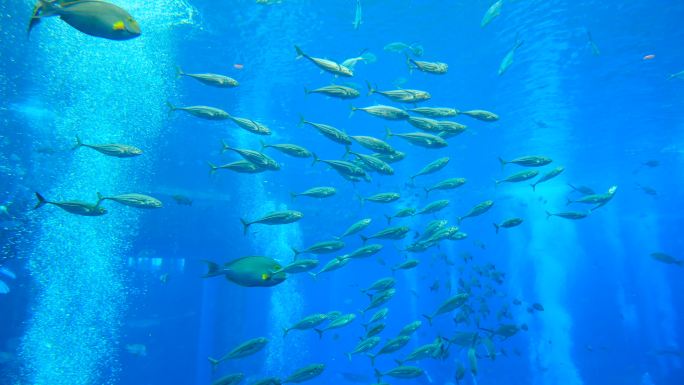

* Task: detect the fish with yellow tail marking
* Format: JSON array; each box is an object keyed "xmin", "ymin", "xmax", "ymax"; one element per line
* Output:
[
  {"xmin": 29, "ymin": 0, "xmax": 141, "ymax": 40},
  {"xmin": 201, "ymin": 256, "xmax": 286, "ymax": 287}
]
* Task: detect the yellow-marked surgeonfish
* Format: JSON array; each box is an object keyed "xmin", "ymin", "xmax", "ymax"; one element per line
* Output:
[{"xmin": 29, "ymin": 0, "xmax": 141, "ymax": 40}]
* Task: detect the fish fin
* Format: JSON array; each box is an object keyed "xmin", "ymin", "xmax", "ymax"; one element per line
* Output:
[
  {"xmin": 165, "ymin": 101, "xmax": 176, "ymax": 116},
  {"xmin": 200, "ymin": 260, "xmax": 223, "ymax": 278},
  {"xmin": 208, "ymin": 162, "xmax": 218, "ymax": 175},
  {"xmin": 112, "ymin": 21, "xmax": 125, "ymax": 31},
  {"xmin": 566, "ymin": 198, "xmax": 572, "ymax": 206},
  {"xmin": 282, "ymin": 328, "xmax": 289, "ymax": 337},
  {"xmin": 394, "ymin": 359, "xmax": 403, "ymax": 366},
  {"xmin": 422, "ymin": 314, "xmax": 433, "ymax": 326},
  {"xmin": 493, "ymin": 223, "xmax": 499, "ymax": 234},
  {"xmin": 457, "ymin": 217, "xmax": 462, "ymax": 225},
  {"xmin": 424, "ymin": 187, "xmax": 430, "ymax": 197},
  {"xmin": 71, "ymin": 136, "xmax": 83, "ymax": 151},
  {"xmin": 384, "ymin": 126, "xmax": 393, "ymax": 139},
  {"xmin": 545, "ymin": 211, "xmax": 552, "ymax": 220},
  {"xmin": 175, "ymin": 65, "xmax": 184, "ymax": 78},
  {"xmin": 530, "ymin": 183, "xmax": 536, "ymax": 192},
  {"xmin": 360, "ymin": 235, "xmax": 368, "ymax": 244},
  {"xmin": 347, "ymin": 353, "xmax": 352, "ymax": 362},
  {"xmin": 291, "ymin": 247, "xmax": 300, "ymax": 258},
  {"xmin": 308, "ymin": 272, "xmax": 318, "ymax": 280},
  {"xmin": 384, "ymin": 214, "xmax": 392, "ymax": 224},
  {"xmin": 239, "ymin": 218, "xmax": 250, "ymax": 235},
  {"xmin": 374, "ymin": 367, "xmax": 382, "ymax": 381},
  {"xmin": 220, "ymin": 140, "xmax": 230, "ymax": 154},
  {"xmin": 342, "ymin": 146, "xmax": 351, "ymax": 160},
  {"xmin": 405, "ymin": 53, "xmax": 414, "ymax": 73},
  {"xmin": 310, "ymin": 153, "xmax": 319, "ymax": 167},
  {"xmin": 297, "ymin": 114, "xmax": 306, "ymax": 127},
  {"xmin": 366, "ymin": 80, "xmax": 375, "ymax": 96},
  {"xmin": 33, "ymin": 192, "xmax": 47, "ymax": 209},
  {"xmin": 348, "ymin": 104, "xmax": 357, "ymax": 118},
  {"xmin": 314, "ymin": 328, "xmax": 323, "ymax": 339},
  {"xmin": 303, "ymin": 86, "xmax": 309, "ymax": 95},
  {"xmin": 497, "ymin": 157, "xmax": 507, "ymax": 170},
  {"xmin": 207, "ymin": 357, "xmax": 220, "ymax": 371},
  {"xmin": 294, "ymin": 45, "xmax": 305, "ymax": 59},
  {"xmin": 290, "ymin": 192, "xmax": 297, "ymax": 201},
  {"xmin": 369, "ymin": 354, "xmax": 376, "ymax": 367},
  {"xmin": 96, "ymin": 192, "xmax": 105, "ymax": 205}
]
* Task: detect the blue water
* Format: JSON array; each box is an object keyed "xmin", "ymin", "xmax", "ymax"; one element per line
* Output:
[{"xmin": 1, "ymin": 1, "xmax": 683, "ymax": 384}]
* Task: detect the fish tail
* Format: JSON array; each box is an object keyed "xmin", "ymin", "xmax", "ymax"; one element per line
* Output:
[
  {"xmin": 566, "ymin": 198, "xmax": 573, "ymax": 206},
  {"xmin": 200, "ymin": 260, "xmax": 223, "ymax": 278},
  {"xmin": 297, "ymin": 114, "xmax": 306, "ymax": 127},
  {"xmin": 282, "ymin": 328, "xmax": 289, "ymax": 337},
  {"xmin": 424, "ymin": 187, "xmax": 430, "ymax": 197},
  {"xmin": 347, "ymin": 353, "xmax": 352, "ymax": 362},
  {"xmin": 207, "ymin": 357, "xmax": 220, "ymax": 371},
  {"xmin": 422, "ymin": 314, "xmax": 433, "ymax": 326},
  {"xmin": 175, "ymin": 65, "xmax": 184, "ymax": 78},
  {"xmin": 240, "ymin": 218, "xmax": 250, "ymax": 235},
  {"xmin": 220, "ymin": 140, "xmax": 230, "ymax": 154},
  {"xmin": 497, "ymin": 157, "xmax": 507, "ymax": 170},
  {"xmin": 291, "ymin": 247, "xmax": 300, "ymax": 258},
  {"xmin": 71, "ymin": 136, "xmax": 83, "ymax": 151},
  {"xmin": 208, "ymin": 162, "xmax": 218, "ymax": 175},
  {"xmin": 530, "ymin": 183, "xmax": 537, "ymax": 192},
  {"xmin": 545, "ymin": 211, "xmax": 552, "ymax": 220},
  {"xmin": 384, "ymin": 214, "xmax": 392, "ymax": 224},
  {"xmin": 348, "ymin": 105, "xmax": 357, "ymax": 118},
  {"xmin": 96, "ymin": 192, "xmax": 105, "ymax": 206},
  {"xmin": 311, "ymin": 153, "xmax": 320, "ymax": 166},
  {"xmin": 405, "ymin": 53, "xmax": 414, "ymax": 73},
  {"xmin": 493, "ymin": 223, "xmax": 499, "ymax": 234},
  {"xmin": 374, "ymin": 367, "xmax": 382, "ymax": 381},
  {"xmin": 343, "ymin": 146, "xmax": 351, "ymax": 159},
  {"xmin": 165, "ymin": 101, "xmax": 177, "ymax": 116},
  {"xmin": 259, "ymin": 139, "xmax": 268, "ymax": 151},
  {"xmin": 360, "ymin": 235, "xmax": 368, "ymax": 244},
  {"xmin": 308, "ymin": 272, "xmax": 318, "ymax": 280},
  {"xmin": 355, "ymin": 194, "xmax": 365, "ymax": 207},
  {"xmin": 394, "ymin": 359, "xmax": 403, "ymax": 366},
  {"xmin": 366, "ymin": 80, "xmax": 375, "ymax": 96},
  {"xmin": 33, "ymin": 192, "xmax": 47, "ymax": 210},
  {"xmin": 384, "ymin": 126, "xmax": 393, "ymax": 139},
  {"xmin": 314, "ymin": 328, "xmax": 323, "ymax": 339},
  {"xmin": 457, "ymin": 217, "xmax": 463, "ymax": 225},
  {"xmin": 369, "ymin": 354, "xmax": 377, "ymax": 367},
  {"xmin": 294, "ymin": 45, "xmax": 305, "ymax": 59},
  {"xmin": 290, "ymin": 192, "xmax": 297, "ymax": 201}
]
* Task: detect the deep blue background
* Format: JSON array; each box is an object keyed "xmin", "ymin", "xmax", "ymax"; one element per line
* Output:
[{"xmin": 1, "ymin": 1, "xmax": 684, "ymax": 385}]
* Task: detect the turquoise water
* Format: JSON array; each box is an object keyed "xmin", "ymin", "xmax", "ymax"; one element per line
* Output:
[{"xmin": 1, "ymin": 1, "xmax": 683, "ymax": 385}]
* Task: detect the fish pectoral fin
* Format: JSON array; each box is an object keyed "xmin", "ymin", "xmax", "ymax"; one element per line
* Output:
[{"xmin": 113, "ymin": 21, "xmax": 125, "ymax": 31}]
